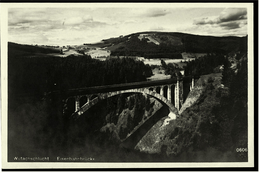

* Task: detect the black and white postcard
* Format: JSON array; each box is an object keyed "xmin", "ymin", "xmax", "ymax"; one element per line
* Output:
[{"xmin": 0, "ymin": 2, "xmax": 255, "ymax": 170}]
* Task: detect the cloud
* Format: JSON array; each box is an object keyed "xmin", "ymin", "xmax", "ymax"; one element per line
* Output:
[
  {"xmin": 194, "ymin": 8, "xmax": 247, "ymax": 25},
  {"xmin": 150, "ymin": 26, "xmax": 166, "ymax": 31},
  {"xmin": 8, "ymin": 7, "xmax": 247, "ymax": 45},
  {"xmin": 193, "ymin": 17, "xmax": 214, "ymax": 25},
  {"xmin": 144, "ymin": 9, "xmax": 170, "ymax": 17},
  {"xmin": 219, "ymin": 21, "xmax": 240, "ymax": 30},
  {"xmin": 218, "ymin": 8, "xmax": 247, "ymax": 23},
  {"xmin": 63, "ymin": 17, "xmax": 85, "ymax": 25},
  {"xmin": 9, "ymin": 8, "xmax": 108, "ymax": 38},
  {"xmin": 9, "ymin": 32, "xmax": 49, "ymax": 45},
  {"xmin": 63, "ymin": 15, "xmax": 93, "ymax": 25},
  {"xmin": 193, "ymin": 8, "xmax": 247, "ymax": 31},
  {"xmin": 9, "ymin": 9, "xmax": 51, "ymax": 26},
  {"xmin": 177, "ymin": 19, "xmax": 247, "ymax": 37}
]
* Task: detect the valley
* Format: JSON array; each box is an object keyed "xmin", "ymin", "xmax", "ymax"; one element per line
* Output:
[{"xmin": 7, "ymin": 31, "xmax": 248, "ymax": 162}]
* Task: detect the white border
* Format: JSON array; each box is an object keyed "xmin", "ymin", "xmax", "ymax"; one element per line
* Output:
[{"xmin": 1, "ymin": 3, "xmax": 255, "ymax": 169}]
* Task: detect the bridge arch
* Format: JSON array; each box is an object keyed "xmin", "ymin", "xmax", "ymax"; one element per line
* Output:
[
  {"xmin": 163, "ymin": 85, "xmax": 168, "ymax": 99},
  {"xmin": 155, "ymin": 87, "xmax": 160, "ymax": 94},
  {"xmin": 90, "ymin": 94, "xmax": 98, "ymax": 100},
  {"xmin": 79, "ymin": 96, "xmax": 88, "ymax": 107},
  {"xmin": 149, "ymin": 87, "xmax": 154, "ymax": 92},
  {"xmin": 72, "ymin": 87, "xmax": 179, "ymax": 120}
]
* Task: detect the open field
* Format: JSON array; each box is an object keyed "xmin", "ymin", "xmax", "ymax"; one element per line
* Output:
[
  {"xmin": 87, "ymin": 49, "xmax": 110, "ymax": 58},
  {"xmin": 143, "ymin": 58, "xmax": 192, "ymax": 66},
  {"xmin": 147, "ymin": 68, "xmax": 171, "ymax": 81}
]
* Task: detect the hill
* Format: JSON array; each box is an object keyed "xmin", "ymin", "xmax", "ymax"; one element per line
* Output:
[
  {"xmin": 8, "ymin": 31, "xmax": 247, "ymax": 59},
  {"xmin": 85, "ymin": 32, "xmax": 247, "ymax": 58},
  {"xmin": 8, "ymin": 42, "xmax": 61, "ymax": 57}
]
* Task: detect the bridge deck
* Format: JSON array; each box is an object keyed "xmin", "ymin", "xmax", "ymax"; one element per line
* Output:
[
  {"xmin": 64, "ymin": 76, "xmax": 198, "ymax": 97},
  {"xmin": 48, "ymin": 76, "xmax": 198, "ymax": 98}
]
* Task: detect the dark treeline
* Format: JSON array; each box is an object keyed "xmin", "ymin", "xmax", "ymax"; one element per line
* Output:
[
  {"xmin": 181, "ymin": 35, "xmax": 247, "ymax": 54},
  {"xmin": 8, "ymin": 42, "xmax": 60, "ymax": 57},
  {"xmin": 155, "ymin": 54, "xmax": 230, "ymax": 79},
  {"xmin": 184, "ymin": 54, "xmax": 229, "ymax": 76},
  {"xmin": 212, "ymin": 53, "xmax": 248, "ymax": 154},
  {"xmin": 182, "ymin": 34, "xmax": 247, "ymax": 77},
  {"xmin": 9, "ymin": 53, "xmax": 152, "ymax": 98},
  {"xmin": 144, "ymin": 53, "xmax": 182, "ymax": 59},
  {"xmin": 159, "ymin": 53, "xmax": 227, "ymax": 79},
  {"xmin": 160, "ymin": 60, "xmax": 183, "ymax": 78}
]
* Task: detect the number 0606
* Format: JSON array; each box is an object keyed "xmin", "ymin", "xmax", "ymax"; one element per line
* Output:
[{"xmin": 236, "ymin": 148, "xmax": 248, "ymax": 152}]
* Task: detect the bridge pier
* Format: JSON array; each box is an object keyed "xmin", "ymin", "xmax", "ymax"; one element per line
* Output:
[
  {"xmin": 190, "ymin": 77, "xmax": 195, "ymax": 91},
  {"xmin": 175, "ymin": 82, "xmax": 179, "ymax": 110},
  {"xmin": 192, "ymin": 77, "xmax": 195, "ymax": 89},
  {"xmin": 168, "ymin": 85, "xmax": 172, "ymax": 103},
  {"xmin": 75, "ymin": 96, "xmax": 80, "ymax": 112},
  {"xmin": 160, "ymin": 86, "xmax": 164, "ymax": 96},
  {"xmin": 174, "ymin": 78, "xmax": 184, "ymax": 110},
  {"xmin": 179, "ymin": 80, "xmax": 183, "ymax": 108}
]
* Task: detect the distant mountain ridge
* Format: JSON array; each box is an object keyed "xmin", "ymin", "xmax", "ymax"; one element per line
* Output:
[
  {"xmin": 85, "ymin": 31, "xmax": 247, "ymax": 58},
  {"xmin": 9, "ymin": 31, "xmax": 247, "ymax": 59},
  {"xmin": 8, "ymin": 42, "xmax": 61, "ymax": 57}
]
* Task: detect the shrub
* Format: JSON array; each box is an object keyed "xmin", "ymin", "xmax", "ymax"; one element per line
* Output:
[{"xmin": 207, "ymin": 77, "xmax": 214, "ymax": 83}]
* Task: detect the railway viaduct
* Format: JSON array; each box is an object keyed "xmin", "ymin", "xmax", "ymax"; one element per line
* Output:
[{"xmin": 61, "ymin": 76, "xmax": 197, "ymax": 120}]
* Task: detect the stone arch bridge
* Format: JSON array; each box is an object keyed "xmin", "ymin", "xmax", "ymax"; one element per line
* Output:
[{"xmin": 61, "ymin": 76, "xmax": 197, "ymax": 120}]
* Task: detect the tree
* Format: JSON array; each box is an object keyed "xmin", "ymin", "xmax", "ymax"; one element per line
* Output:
[
  {"xmin": 161, "ymin": 59, "xmax": 167, "ymax": 69},
  {"xmin": 221, "ymin": 59, "xmax": 233, "ymax": 87}
]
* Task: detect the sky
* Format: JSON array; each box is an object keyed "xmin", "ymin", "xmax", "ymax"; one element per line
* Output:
[{"xmin": 8, "ymin": 6, "xmax": 248, "ymax": 46}]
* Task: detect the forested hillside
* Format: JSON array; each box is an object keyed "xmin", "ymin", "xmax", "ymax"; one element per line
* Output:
[
  {"xmin": 8, "ymin": 42, "xmax": 152, "ymax": 98},
  {"xmin": 8, "ymin": 42, "xmax": 61, "ymax": 57},
  {"xmin": 135, "ymin": 52, "xmax": 248, "ymax": 161},
  {"xmin": 87, "ymin": 32, "xmax": 247, "ymax": 58}
]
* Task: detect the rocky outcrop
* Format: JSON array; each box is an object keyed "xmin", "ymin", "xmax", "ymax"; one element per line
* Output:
[
  {"xmin": 134, "ymin": 73, "xmax": 225, "ymax": 156},
  {"xmin": 134, "ymin": 116, "xmax": 176, "ymax": 154},
  {"xmin": 100, "ymin": 94, "xmax": 164, "ymax": 142},
  {"xmin": 179, "ymin": 73, "xmax": 222, "ymax": 114}
]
